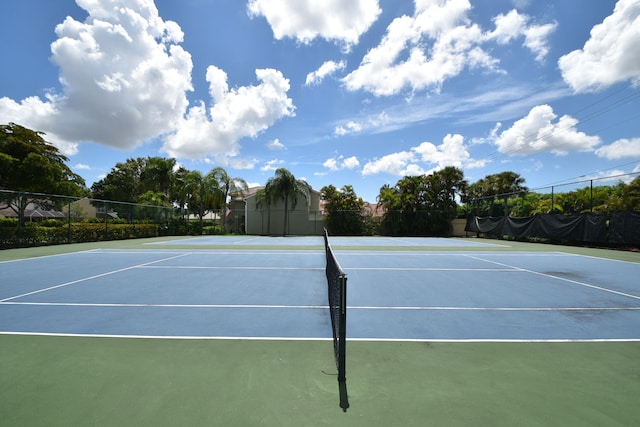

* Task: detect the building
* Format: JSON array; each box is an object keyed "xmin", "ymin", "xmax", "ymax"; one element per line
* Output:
[
  {"xmin": 228, "ymin": 186, "xmax": 325, "ymax": 235},
  {"xmin": 0, "ymin": 205, "xmax": 65, "ymax": 222},
  {"xmin": 64, "ymin": 197, "xmax": 119, "ymax": 220}
]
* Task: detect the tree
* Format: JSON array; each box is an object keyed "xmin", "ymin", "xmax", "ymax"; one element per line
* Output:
[
  {"xmin": 255, "ymin": 185, "xmax": 275, "ymax": 235},
  {"xmin": 376, "ymin": 167, "xmax": 467, "ymax": 236},
  {"xmin": 612, "ymin": 177, "xmax": 640, "ymax": 211},
  {"xmin": 424, "ymin": 166, "xmax": 468, "ymax": 232},
  {"xmin": 0, "ymin": 123, "xmax": 86, "ymax": 222},
  {"xmin": 182, "ymin": 170, "xmax": 223, "ymax": 232},
  {"xmin": 91, "ymin": 156, "xmax": 178, "ymax": 205},
  {"xmin": 171, "ymin": 166, "xmax": 191, "ymax": 214},
  {"xmin": 140, "ymin": 157, "xmax": 177, "ymax": 200},
  {"xmin": 506, "ymin": 192, "xmax": 543, "ymax": 217},
  {"xmin": 465, "ymin": 171, "xmax": 527, "ymax": 216},
  {"xmin": 91, "ymin": 158, "xmax": 146, "ymax": 203},
  {"xmin": 265, "ymin": 168, "xmax": 309, "ymax": 236},
  {"xmin": 321, "ymin": 184, "xmax": 366, "ymax": 235},
  {"xmin": 587, "ymin": 178, "xmax": 640, "ymax": 212},
  {"xmin": 211, "ymin": 167, "xmax": 248, "ymax": 232}
]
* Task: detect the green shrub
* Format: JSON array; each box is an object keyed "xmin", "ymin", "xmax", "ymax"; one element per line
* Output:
[
  {"xmin": 0, "ymin": 218, "xmax": 18, "ymax": 227},
  {"xmin": 0, "ymin": 220, "xmax": 165, "ymax": 248},
  {"xmin": 40, "ymin": 219, "xmax": 65, "ymax": 228}
]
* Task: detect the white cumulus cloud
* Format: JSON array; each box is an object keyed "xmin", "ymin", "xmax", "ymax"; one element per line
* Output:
[
  {"xmin": 305, "ymin": 60, "xmax": 346, "ymax": 86},
  {"xmin": 0, "ymin": 0, "xmax": 295, "ymax": 165},
  {"xmin": 0, "ymin": 0, "xmax": 193, "ymax": 155},
  {"xmin": 489, "ymin": 9, "xmax": 557, "ymax": 62},
  {"xmin": 559, "ymin": 0, "xmax": 640, "ymax": 92},
  {"xmin": 334, "ymin": 121, "xmax": 363, "ymax": 136},
  {"xmin": 267, "ymin": 138, "xmax": 285, "ymax": 150},
  {"xmin": 162, "ymin": 67, "xmax": 295, "ymax": 160},
  {"xmin": 343, "ymin": 0, "xmax": 556, "ymax": 96},
  {"xmin": 261, "ymin": 158, "xmax": 285, "ymax": 172},
  {"xmin": 362, "ymin": 150, "xmax": 419, "ymax": 176},
  {"xmin": 494, "ymin": 104, "xmax": 602, "ymax": 155},
  {"xmin": 595, "ymin": 138, "xmax": 640, "ymax": 159},
  {"xmin": 362, "ymin": 133, "xmax": 483, "ymax": 176},
  {"xmin": 323, "ymin": 155, "xmax": 360, "ymax": 171},
  {"xmin": 247, "ymin": 0, "xmax": 381, "ymax": 48}
]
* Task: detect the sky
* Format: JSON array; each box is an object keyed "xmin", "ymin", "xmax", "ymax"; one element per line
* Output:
[{"xmin": 1, "ymin": 0, "xmax": 639, "ymax": 203}]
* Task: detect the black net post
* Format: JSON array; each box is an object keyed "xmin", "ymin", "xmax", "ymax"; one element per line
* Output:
[{"xmin": 337, "ymin": 273, "xmax": 347, "ymax": 383}]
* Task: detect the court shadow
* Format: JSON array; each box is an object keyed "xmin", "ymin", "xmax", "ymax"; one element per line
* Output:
[{"xmin": 339, "ymin": 380, "xmax": 349, "ymax": 412}]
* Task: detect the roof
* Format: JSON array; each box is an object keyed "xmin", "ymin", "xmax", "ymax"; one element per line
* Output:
[
  {"xmin": 231, "ymin": 185, "xmax": 321, "ymax": 202},
  {"xmin": 0, "ymin": 207, "xmax": 66, "ymax": 219}
]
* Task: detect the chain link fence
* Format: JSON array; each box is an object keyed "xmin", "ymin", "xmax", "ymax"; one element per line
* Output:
[
  {"xmin": 0, "ymin": 189, "xmax": 189, "ymax": 249},
  {"xmin": 465, "ymin": 173, "xmax": 640, "ymax": 218}
]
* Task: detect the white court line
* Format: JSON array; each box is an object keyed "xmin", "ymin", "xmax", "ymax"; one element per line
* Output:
[
  {"xmin": 0, "ymin": 302, "xmax": 328, "ymax": 309},
  {"xmin": 464, "ymin": 254, "xmax": 640, "ymax": 301},
  {"xmin": 92, "ymin": 249, "xmax": 322, "ymax": 256},
  {"xmin": 558, "ymin": 251, "xmax": 640, "ymax": 265},
  {"xmin": 0, "ymin": 253, "xmax": 192, "ymax": 303},
  {"xmin": 139, "ymin": 265, "xmax": 323, "ymax": 270},
  {"xmin": 0, "ymin": 331, "xmax": 638, "ymax": 343},
  {"xmin": 0, "ymin": 249, "xmax": 100, "ymax": 264},
  {"xmin": 344, "ymin": 267, "xmax": 518, "ymax": 271},
  {"xmin": 2, "ymin": 301, "xmax": 639, "ymax": 312},
  {"xmin": 0, "ymin": 331, "xmax": 333, "ymax": 341},
  {"xmin": 348, "ymin": 306, "xmax": 640, "ymax": 311},
  {"xmin": 139, "ymin": 266, "xmax": 516, "ymax": 272},
  {"xmin": 88, "ymin": 249, "xmax": 193, "ymax": 255},
  {"xmin": 345, "ymin": 338, "xmax": 640, "ymax": 343},
  {"xmin": 234, "ymin": 237, "xmax": 264, "ymax": 244},
  {"xmin": 322, "ymin": 251, "xmax": 576, "ymax": 257}
]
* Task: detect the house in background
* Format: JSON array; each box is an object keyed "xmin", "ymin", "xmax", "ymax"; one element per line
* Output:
[
  {"xmin": 228, "ymin": 186, "xmax": 325, "ymax": 235},
  {"xmin": 64, "ymin": 197, "xmax": 119, "ymax": 220},
  {"xmin": 0, "ymin": 204, "xmax": 65, "ymax": 222},
  {"xmin": 0, "ymin": 197, "xmax": 121, "ymax": 222}
]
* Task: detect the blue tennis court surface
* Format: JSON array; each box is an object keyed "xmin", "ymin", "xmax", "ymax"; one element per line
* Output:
[{"xmin": 1, "ymin": 245, "xmax": 639, "ymax": 341}]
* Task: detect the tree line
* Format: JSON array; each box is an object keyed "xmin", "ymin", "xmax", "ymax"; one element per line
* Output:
[
  {"xmin": 2, "ymin": 123, "xmax": 639, "ymax": 237},
  {"xmin": 462, "ymin": 171, "xmax": 640, "ymax": 217},
  {"xmin": 90, "ymin": 156, "xmax": 248, "ymax": 232}
]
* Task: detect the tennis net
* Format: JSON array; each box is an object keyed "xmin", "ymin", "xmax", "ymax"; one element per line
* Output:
[{"xmin": 323, "ymin": 228, "xmax": 347, "ymax": 383}]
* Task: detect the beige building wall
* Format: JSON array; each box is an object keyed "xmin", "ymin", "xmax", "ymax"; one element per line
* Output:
[{"xmin": 231, "ymin": 187, "xmax": 325, "ymax": 235}]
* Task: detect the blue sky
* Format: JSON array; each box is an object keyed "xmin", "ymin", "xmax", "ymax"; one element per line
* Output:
[{"xmin": 1, "ymin": 0, "xmax": 639, "ymax": 202}]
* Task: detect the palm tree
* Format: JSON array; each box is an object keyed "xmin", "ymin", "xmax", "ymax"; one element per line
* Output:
[
  {"xmin": 266, "ymin": 168, "xmax": 309, "ymax": 236},
  {"xmin": 171, "ymin": 166, "xmax": 190, "ymax": 217},
  {"xmin": 492, "ymin": 171, "xmax": 527, "ymax": 215},
  {"xmin": 255, "ymin": 186, "xmax": 274, "ymax": 235},
  {"xmin": 182, "ymin": 170, "xmax": 222, "ymax": 232},
  {"xmin": 427, "ymin": 166, "xmax": 467, "ymax": 216},
  {"xmin": 211, "ymin": 167, "xmax": 248, "ymax": 232},
  {"xmin": 141, "ymin": 157, "xmax": 177, "ymax": 199},
  {"xmin": 377, "ymin": 184, "xmax": 399, "ymax": 212},
  {"xmin": 377, "ymin": 184, "xmax": 400, "ymax": 235}
]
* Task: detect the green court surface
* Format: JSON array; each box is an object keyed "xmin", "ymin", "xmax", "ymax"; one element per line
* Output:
[{"xmin": 2, "ymin": 335, "xmax": 639, "ymax": 426}]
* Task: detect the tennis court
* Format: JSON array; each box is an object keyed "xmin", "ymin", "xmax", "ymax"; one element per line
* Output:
[{"xmin": 1, "ymin": 236, "xmax": 640, "ymax": 426}]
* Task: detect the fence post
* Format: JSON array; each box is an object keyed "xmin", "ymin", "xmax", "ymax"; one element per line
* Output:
[
  {"xmin": 104, "ymin": 201, "xmax": 108, "ymax": 240},
  {"xmin": 67, "ymin": 198, "xmax": 72, "ymax": 244},
  {"xmin": 17, "ymin": 192, "xmax": 23, "ymax": 248}
]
